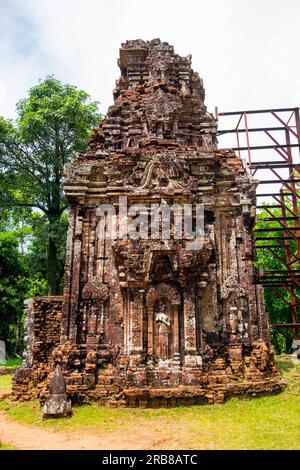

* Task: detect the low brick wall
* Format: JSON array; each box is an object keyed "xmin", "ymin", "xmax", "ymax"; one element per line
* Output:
[
  {"xmin": 13, "ymin": 296, "xmax": 64, "ymax": 400},
  {"xmin": 0, "ymin": 366, "xmax": 19, "ymax": 376}
]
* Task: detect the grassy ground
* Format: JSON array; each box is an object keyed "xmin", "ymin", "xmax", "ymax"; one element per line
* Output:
[
  {"xmin": 0, "ymin": 375, "xmax": 11, "ymax": 393},
  {"xmin": 0, "ymin": 442, "xmax": 15, "ymax": 450},
  {"xmin": 0, "ymin": 356, "xmax": 299, "ymax": 449},
  {"xmin": 0, "ymin": 358, "xmax": 22, "ymax": 367}
]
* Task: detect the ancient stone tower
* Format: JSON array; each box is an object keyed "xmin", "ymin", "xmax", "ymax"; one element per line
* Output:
[{"xmin": 14, "ymin": 39, "xmax": 282, "ymax": 406}]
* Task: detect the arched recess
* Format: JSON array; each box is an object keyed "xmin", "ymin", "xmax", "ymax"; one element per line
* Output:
[
  {"xmin": 146, "ymin": 283, "xmax": 180, "ymax": 306},
  {"xmin": 146, "ymin": 283, "xmax": 181, "ymax": 362},
  {"xmin": 148, "ymin": 253, "xmax": 176, "ymax": 282}
]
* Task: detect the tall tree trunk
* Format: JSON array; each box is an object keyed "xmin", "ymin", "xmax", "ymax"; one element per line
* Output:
[
  {"xmin": 47, "ymin": 166, "xmax": 63, "ymax": 295},
  {"xmin": 47, "ymin": 235, "xmax": 59, "ymax": 295}
]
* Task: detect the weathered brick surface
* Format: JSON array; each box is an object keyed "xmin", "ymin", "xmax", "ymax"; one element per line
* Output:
[
  {"xmin": 13, "ymin": 39, "xmax": 283, "ymax": 405},
  {"xmin": 13, "ymin": 297, "xmax": 63, "ymax": 400},
  {"xmin": 0, "ymin": 366, "xmax": 18, "ymax": 376}
]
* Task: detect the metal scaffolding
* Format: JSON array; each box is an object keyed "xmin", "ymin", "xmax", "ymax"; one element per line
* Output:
[{"xmin": 217, "ymin": 107, "xmax": 300, "ymax": 338}]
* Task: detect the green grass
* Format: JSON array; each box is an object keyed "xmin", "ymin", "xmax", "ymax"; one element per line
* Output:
[
  {"xmin": 0, "ymin": 356, "xmax": 299, "ymax": 449},
  {"xmin": 0, "ymin": 358, "xmax": 22, "ymax": 367},
  {"xmin": 0, "ymin": 442, "xmax": 16, "ymax": 450},
  {"xmin": 0, "ymin": 375, "xmax": 12, "ymax": 393}
]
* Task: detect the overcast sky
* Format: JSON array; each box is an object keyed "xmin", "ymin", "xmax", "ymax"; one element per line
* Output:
[
  {"xmin": 0, "ymin": 0, "xmax": 299, "ymax": 158},
  {"xmin": 1, "ymin": 0, "xmax": 299, "ymax": 115}
]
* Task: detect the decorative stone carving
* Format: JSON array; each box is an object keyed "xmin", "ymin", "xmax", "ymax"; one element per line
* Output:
[
  {"xmin": 22, "ymin": 298, "xmax": 34, "ymax": 368},
  {"xmin": 126, "ymin": 154, "xmax": 198, "ymax": 191},
  {"xmin": 82, "ymin": 278, "xmax": 109, "ymax": 301},
  {"xmin": 43, "ymin": 365, "xmax": 72, "ymax": 418},
  {"xmin": 147, "ymin": 283, "xmax": 180, "ymax": 306}
]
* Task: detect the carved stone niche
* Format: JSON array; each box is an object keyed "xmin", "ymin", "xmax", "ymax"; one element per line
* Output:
[
  {"xmin": 81, "ymin": 278, "xmax": 109, "ymax": 345},
  {"xmin": 146, "ymin": 283, "xmax": 181, "ymax": 366}
]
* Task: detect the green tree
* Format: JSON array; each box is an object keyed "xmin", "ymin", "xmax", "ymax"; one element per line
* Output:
[
  {"xmin": 26, "ymin": 210, "xmax": 69, "ymax": 294},
  {"xmin": 0, "ymin": 76, "xmax": 100, "ymax": 294},
  {"xmin": 0, "ymin": 224, "xmax": 28, "ymax": 355},
  {"xmin": 256, "ymin": 205, "xmax": 299, "ymax": 352}
]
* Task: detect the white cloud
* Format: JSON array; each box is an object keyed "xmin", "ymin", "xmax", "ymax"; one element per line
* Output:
[
  {"xmin": 0, "ymin": 0, "xmax": 49, "ymax": 117},
  {"xmin": 1, "ymin": 0, "xmax": 299, "ymax": 201},
  {"xmin": 1, "ymin": 0, "xmax": 300, "ymax": 122}
]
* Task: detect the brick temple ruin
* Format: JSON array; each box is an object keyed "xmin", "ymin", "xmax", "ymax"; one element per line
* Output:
[{"xmin": 13, "ymin": 39, "xmax": 283, "ymax": 406}]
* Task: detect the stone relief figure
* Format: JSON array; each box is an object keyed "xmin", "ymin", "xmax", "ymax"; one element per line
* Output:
[
  {"xmin": 155, "ymin": 301, "xmax": 171, "ymax": 361},
  {"xmin": 201, "ymin": 133, "xmax": 213, "ymax": 148},
  {"xmin": 82, "ymin": 279, "xmax": 109, "ymax": 342},
  {"xmin": 152, "ymin": 165, "xmax": 167, "ymax": 187},
  {"xmin": 158, "ymin": 323, "xmax": 169, "ymax": 360},
  {"xmin": 87, "ymin": 304, "xmax": 98, "ymax": 336},
  {"xmin": 227, "ymin": 298, "xmax": 248, "ymax": 340},
  {"xmin": 229, "ymin": 306, "xmax": 238, "ymax": 337}
]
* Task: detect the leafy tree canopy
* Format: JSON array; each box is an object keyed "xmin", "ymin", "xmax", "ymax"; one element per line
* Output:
[
  {"xmin": 0, "ymin": 76, "xmax": 101, "ymax": 294},
  {"xmin": 256, "ymin": 204, "xmax": 299, "ymax": 352}
]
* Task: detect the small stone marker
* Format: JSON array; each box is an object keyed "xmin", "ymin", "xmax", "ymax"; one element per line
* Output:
[
  {"xmin": 43, "ymin": 365, "xmax": 72, "ymax": 418},
  {"xmin": 0, "ymin": 341, "xmax": 6, "ymax": 363}
]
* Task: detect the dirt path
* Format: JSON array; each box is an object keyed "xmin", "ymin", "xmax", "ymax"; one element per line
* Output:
[{"xmin": 0, "ymin": 411, "xmax": 179, "ymax": 450}]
